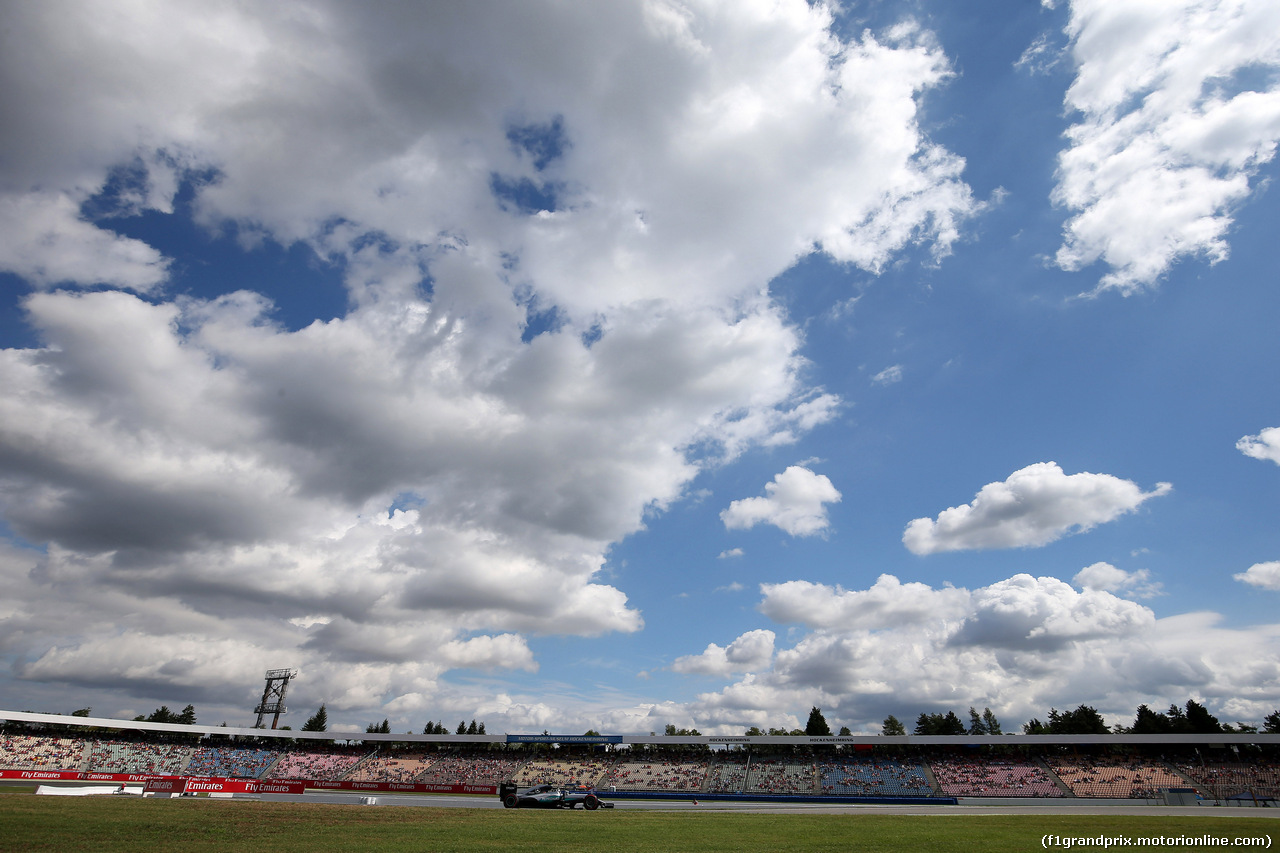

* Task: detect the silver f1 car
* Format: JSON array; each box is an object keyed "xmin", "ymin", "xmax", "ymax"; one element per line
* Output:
[{"xmin": 499, "ymin": 782, "xmax": 613, "ymax": 809}]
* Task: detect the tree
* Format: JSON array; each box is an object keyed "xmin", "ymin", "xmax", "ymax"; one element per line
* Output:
[
  {"xmin": 146, "ymin": 706, "xmax": 179, "ymax": 724},
  {"xmin": 1184, "ymin": 700, "xmax": 1222, "ymax": 734},
  {"xmin": 967, "ymin": 707, "xmax": 986, "ymax": 736},
  {"xmin": 1124, "ymin": 700, "xmax": 1222, "ymax": 735},
  {"xmin": 477, "ymin": 722, "xmax": 486, "ymax": 734},
  {"xmin": 1026, "ymin": 705, "xmax": 1109, "ymax": 735},
  {"xmin": 981, "ymin": 707, "xmax": 1002, "ymax": 735},
  {"xmin": 1263, "ymin": 710, "xmax": 1280, "ymax": 734},
  {"xmin": 1129, "ymin": 704, "xmax": 1171, "ymax": 734},
  {"xmin": 177, "ymin": 704, "xmax": 197, "ymax": 726},
  {"xmin": 456, "ymin": 721, "xmax": 467, "ymax": 735},
  {"xmin": 367, "ymin": 719, "xmax": 390, "ymax": 734},
  {"xmin": 805, "ymin": 707, "xmax": 831, "ymax": 737},
  {"xmin": 838, "ymin": 726, "xmax": 851, "ymax": 736},
  {"xmin": 1061, "ymin": 705, "xmax": 1108, "ymax": 734},
  {"xmin": 466, "ymin": 720, "xmax": 478, "ymax": 735},
  {"xmin": 881, "ymin": 715, "xmax": 906, "ymax": 736},
  {"xmin": 71, "ymin": 708, "xmax": 91, "ymax": 718},
  {"xmin": 914, "ymin": 712, "xmax": 964, "ymax": 735},
  {"xmin": 744, "ymin": 726, "xmax": 763, "ymax": 736},
  {"xmin": 302, "ymin": 704, "xmax": 329, "ymax": 732}
]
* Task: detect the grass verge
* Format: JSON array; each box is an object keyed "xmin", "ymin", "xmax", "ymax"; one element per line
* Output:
[{"xmin": 1, "ymin": 796, "xmax": 1276, "ymax": 852}]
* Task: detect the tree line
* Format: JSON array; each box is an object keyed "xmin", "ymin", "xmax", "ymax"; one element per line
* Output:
[
  {"xmin": 129, "ymin": 704, "xmax": 198, "ymax": 726},
  {"xmin": 295, "ymin": 704, "xmax": 487, "ymax": 737},
  {"xmin": 879, "ymin": 700, "xmax": 1280, "ymax": 737},
  {"xmin": 880, "ymin": 707, "xmax": 1004, "ymax": 736},
  {"xmin": 739, "ymin": 701, "xmax": 1280, "ymax": 739},
  {"xmin": 44, "ymin": 699, "xmax": 1280, "ymax": 739}
]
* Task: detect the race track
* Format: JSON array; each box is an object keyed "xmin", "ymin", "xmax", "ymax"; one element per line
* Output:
[{"xmin": 249, "ymin": 791, "xmax": 1280, "ymax": 818}]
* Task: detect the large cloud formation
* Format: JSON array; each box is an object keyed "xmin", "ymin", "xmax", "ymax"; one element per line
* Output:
[
  {"xmin": 1051, "ymin": 0, "xmax": 1280, "ymax": 294},
  {"xmin": 902, "ymin": 462, "xmax": 1172, "ymax": 555},
  {"xmin": 0, "ymin": 1, "xmax": 978, "ymax": 723},
  {"xmin": 682, "ymin": 572, "xmax": 1280, "ymax": 733}
]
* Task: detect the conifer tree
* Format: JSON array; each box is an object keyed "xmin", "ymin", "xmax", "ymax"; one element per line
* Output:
[{"xmin": 302, "ymin": 704, "xmax": 328, "ymax": 732}]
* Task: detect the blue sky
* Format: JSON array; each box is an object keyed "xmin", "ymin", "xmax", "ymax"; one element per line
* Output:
[{"xmin": 1, "ymin": 0, "xmax": 1278, "ymax": 736}]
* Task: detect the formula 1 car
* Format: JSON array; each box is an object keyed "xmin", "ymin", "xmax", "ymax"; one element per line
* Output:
[{"xmin": 499, "ymin": 782, "xmax": 613, "ymax": 809}]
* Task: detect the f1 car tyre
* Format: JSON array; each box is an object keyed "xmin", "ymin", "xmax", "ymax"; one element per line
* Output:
[
  {"xmin": 584, "ymin": 794, "xmax": 600, "ymax": 810},
  {"xmin": 503, "ymin": 794, "xmax": 519, "ymax": 809}
]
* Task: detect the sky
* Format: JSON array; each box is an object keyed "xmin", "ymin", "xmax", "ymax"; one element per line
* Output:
[{"xmin": 1, "ymin": 0, "xmax": 1278, "ymax": 737}]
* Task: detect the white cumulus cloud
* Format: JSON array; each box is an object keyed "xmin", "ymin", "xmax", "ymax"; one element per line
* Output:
[
  {"xmin": 759, "ymin": 574, "xmax": 970, "ymax": 630},
  {"xmin": 903, "ymin": 462, "xmax": 1172, "ymax": 555},
  {"xmin": 1073, "ymin": 561, "xmax": 1164, "ymax": 598},
  {"xmin": 679, "ymin": 572, "xmax": 1280, "ymax": 734},
  {"xmin": 720, "ymin": 466, "xmax": 842, "ymax": 537},
  {"xmin": 1238, "ymin": 427, "xmax": 1280, "ymax": 465},
  {"xmin": 1234, "ymin": 561, "xmax": 1280, "ymax": 591},
  {"xmin": 1051, "ymin": 0, "xmax": 1280, "ymax": 294},
  {"xmin": 672, "ymin": 629, "xmax": 775, "ymax": 676},
  {"xmin": 0, "ymin": 0, "xmax": 976, "ymax": 724},
  {"xmin": 0, "ymin": 192, "xmax": 170, "ymax": 292}
]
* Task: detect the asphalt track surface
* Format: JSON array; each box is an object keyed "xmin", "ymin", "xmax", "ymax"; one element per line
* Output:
[{"xmin": 248, "ymin": 792, "xmax": 1280, "ymax": 817}]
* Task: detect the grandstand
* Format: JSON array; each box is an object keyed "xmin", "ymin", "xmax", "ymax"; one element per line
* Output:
[
  {"xmin": 86, "ymin": 740, "xmax": 194, "ymax": 776},
  {"xmin": 0, "ymin": 735, "xmax": 86, "ymax": 771},
  {"xmin": 1047, "ymin": 756, "xmax": 1190, "ymax": 799},
  {"xmin": 3, "ymin": 709, "xmax": 1279, "ymax": 804},
  {"xmin": 929, "ymin": 756, "xmax": 1063, "ymax": 797},
  {"xmin": 266, "ymin": 749, "xmax": 365, "ymax": 781},
  {"xmin": 705, "ymin": 753, "xmax": 750, "ymax": 793},
  {"xmin": 819, "ymin": 757, "xmax": 935, "ymax": 797},
  {"xmin": 1175, "ymin": 759, "xmax": 1280, "ymax": 801},
  {"xmin": 511, "ymin": 756, "xmax": 612, "ymax": 787},
  {"xmin": 602, "ymin": 759, "xmax": 710, "ymax": 792},
  {"xmin": 742, "ymin": 756, "xmax": 820, "ymax": 795},
  {"xmin": 344, "ymin": 752, "xmax": 435, "ymax": 783},
  {"xmin": 415, "ymin": 753, "xmax": 524, "ymax": 786},
  {"xmin": 184, "ymin": 746, "xmax": 278, "ymax": 778}
]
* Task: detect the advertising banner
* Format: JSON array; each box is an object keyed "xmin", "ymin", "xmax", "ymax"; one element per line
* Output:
[
  {"xmin": 0, "ymin": 769, "xmax": 494, "ymax": 796},
  {"xmin": 269, "ymin": 779, "xmax": 497, "ymax": 794},
  {"xmin": 81, "ymin": 772, "xmax": 162, "ymax": 783},
  {"xmin": 0, "ymin": 770, "xmax": 84, "ymax": 781},
  {"xmin": 143, "ymin": 777, "xmax": 189, "ymax": 795},
  {"xmin": 252, "ymin": 780, "xmax": 307, "ymax": 795}
]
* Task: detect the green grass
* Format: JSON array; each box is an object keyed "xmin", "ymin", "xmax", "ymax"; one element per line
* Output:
[{"xmin": 0, "ymin": 797, "xmax": 1275, "ymax": 853}]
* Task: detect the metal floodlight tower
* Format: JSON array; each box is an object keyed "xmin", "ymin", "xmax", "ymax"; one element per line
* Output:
[{"xmin": 254, "ymin": 668, "xmax": 298, "ymax": 729}]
